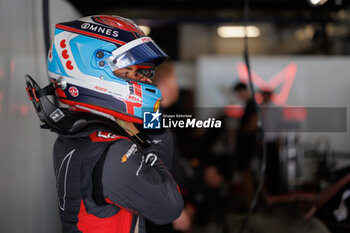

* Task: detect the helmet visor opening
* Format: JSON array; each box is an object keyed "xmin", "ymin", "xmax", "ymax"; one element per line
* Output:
[
  {"xmin": 112, "ymin": 62, "xmax": 156, "ymax": 82},
  {"xmin": 135, "ymin": 63, "xmax": 155, "ymax": 79}
]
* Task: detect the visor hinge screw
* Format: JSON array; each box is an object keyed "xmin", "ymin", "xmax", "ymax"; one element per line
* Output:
[
  {"xmin": 96, "ymin": 51, "xmax": 104, "ymax": 59},
  {"xmin": 56, "ymin": 76, "xmax": 67, "ymax": 90},
  {"xmin": 99, "ymin": 61, "xmax": 105, "ymax": 67}
]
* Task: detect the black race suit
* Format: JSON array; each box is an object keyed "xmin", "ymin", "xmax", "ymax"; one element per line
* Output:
[{"xmin": 53, "ymin": 128, "xmax": 183, "ymax": 233}]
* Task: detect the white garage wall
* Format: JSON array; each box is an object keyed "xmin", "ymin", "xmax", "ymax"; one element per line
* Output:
[
  {"xmin": 196, "ymin": 55, "xmax": 350, "ymax": 152},
  {"xmin": 0, "ymin": 0, "xmax": 80, "ymax": 232}
]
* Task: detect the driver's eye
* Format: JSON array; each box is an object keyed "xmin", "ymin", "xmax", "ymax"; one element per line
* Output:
[{"xmin": 114, "ymin": 65, "xmax": 153, "ymax": 81}]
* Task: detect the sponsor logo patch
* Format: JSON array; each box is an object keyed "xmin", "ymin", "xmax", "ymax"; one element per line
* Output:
[
  {"xmin": 80, "ymin": 22, "xmax": 119, "ymax": 37},
  {"xmin": 50, "ymin": 108, "xmax": 65, "ymax": 122},
  {"xmin": 89, "ymin": 131, "xmax": 129, "ymax": 142},
  {"xmin": 122, "ymin": 144, "xmax": 137, "ymax": 163},
  {"xmin": 68, "ymin": 86, "xmax": 79, "ymax": 97},
  {"xmin": 127, "ymin": 94, "xmax": 142, "ymax": 103}
]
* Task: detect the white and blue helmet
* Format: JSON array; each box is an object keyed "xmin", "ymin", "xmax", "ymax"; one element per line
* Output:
[{"xmin": 48, "ymin": 15, "xmax": 167, "ymax": 123}]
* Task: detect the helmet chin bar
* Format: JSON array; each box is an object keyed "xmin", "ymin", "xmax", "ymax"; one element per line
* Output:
[{"xmin": 24, "ymin": 74, "xmax": 151, "ymax": 150}]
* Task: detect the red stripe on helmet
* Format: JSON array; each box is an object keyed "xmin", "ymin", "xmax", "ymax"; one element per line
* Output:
[
  {"xmin": 59, "ymin": 98, "xmax": 143, "ymax": 124},
  {"xmin": 131, "ymin": 82, "xmax": 142, "ymax": 97},
  {"xmin": 56, "ymin": 24, "xmax": 126, "ymax": 45},
  {"xmin": 55, "ymin": 88, "xmax": 67, "ymax": 98},
  {"xmin": 94, "ymin": 16, "xmax": 143, "ymax": 38}
]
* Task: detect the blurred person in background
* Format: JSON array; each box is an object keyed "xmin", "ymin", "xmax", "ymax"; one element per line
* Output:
[
  {"xmin": 154, "ymin": 62, "xmax": 179, "ymax": 110},
  {"xmin": 233, "ymin": 82, "xmax": 258, "ymax": 210},
  {"xmin": 260, "ymin": 89, "xmax": 283, "ymax": 194},
  {"xmin": 146, "ymin": 62, "xmax": 194, "ymax": 233},
  {"xmin": 189, "ymin": 158, "xmax": 230, "ymax": 233}
]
